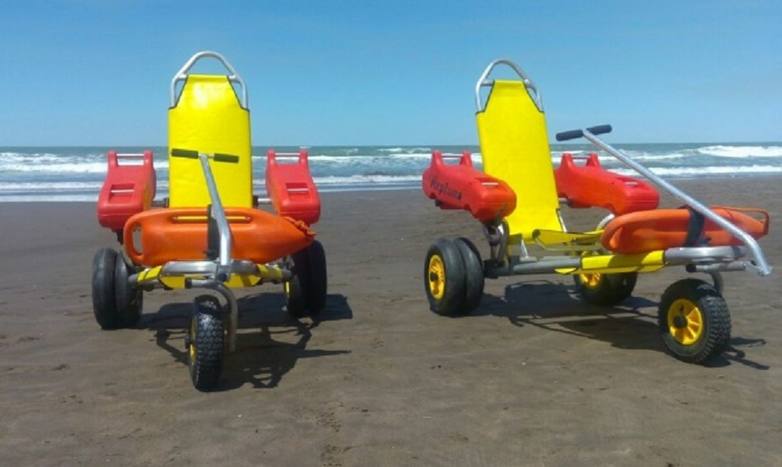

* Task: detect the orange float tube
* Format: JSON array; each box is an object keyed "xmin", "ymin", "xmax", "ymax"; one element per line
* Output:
[
  {"xmin": 123, "ymin": 208, "xmax": 314, "ymax": 267},
  {"xmin": 601, "ymin": 207, "xmax": 769, "ymax": 254}
]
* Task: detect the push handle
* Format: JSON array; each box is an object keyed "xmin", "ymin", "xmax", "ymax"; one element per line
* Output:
[
  {"xmin": 170, "ymin": 148, "xmax": 239, "ymax": 163},
  {"xmin": 213, "ymin": 153, "xmax": 239, "ymax": 163},
  {"xmin": 555, "ymin": 129, "xmax": 583, "ymax": 142},
  {"xmin": 555, "ymin": 124, "xmax": 612, "ymax": 141},
  {"xmin": 170, "ymin": 148, "xmax": 199, "ymax": 159}
]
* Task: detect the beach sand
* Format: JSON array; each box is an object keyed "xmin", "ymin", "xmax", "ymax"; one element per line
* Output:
[{"xmin": 0, "ymin": 177, "xmax": 780, "ymax": 466}]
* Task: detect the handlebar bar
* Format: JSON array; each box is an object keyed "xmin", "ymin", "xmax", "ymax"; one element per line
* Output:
[
  {"xmin": 170, "ymin": 148, "xmax": 239, "ymax": 163},
  {"xmin": 555, "ymin": 125, "xmax": 612, "ymax": 142}
]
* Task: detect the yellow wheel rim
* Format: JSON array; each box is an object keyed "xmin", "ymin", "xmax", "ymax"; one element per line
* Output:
[
  {"xmin": 189, "ymin": 319, "xmax": 197, "ymax": 361},
  {"xmin": 579, "ymin": 272, "xmax": 602, "ymax": 289},
  {"xmin": 427, "ymin": 254, "xmax": 446, "ymax": 300},
  {"xmin": 667, "ymin": 298, "xmax": 704, "ymax": 345}
]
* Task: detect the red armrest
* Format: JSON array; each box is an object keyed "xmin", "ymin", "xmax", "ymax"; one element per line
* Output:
[
  {"xmin": 97, "ymin": 150, "xmax": 156, "ymax": 233},
  {"xmin": 555, "ymin": 153, "xmax": 659, "ymax": 215},
  {"xmin": 265, "ymin": 149, "xmax": 321, "ymax": 225},
  {"xmin": 422, "ymin": 150, "xmax": 516, "ymax": 223}
]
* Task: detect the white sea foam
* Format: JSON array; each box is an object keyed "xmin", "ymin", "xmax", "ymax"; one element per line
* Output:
[
  {"xmin": 613, "ymin": 165, "xmax": 782, "ymax": 177},
  {"xmin": 696, "ymin": 145, "xmax": 782, "ymax": 158},
  {"xmin": 0, "ymin": 181, "xmax": 103, "ymax": 191},
  {"xmin": 312, "ymin": 174, "xmax": 422, "ymax": 185},
  {"xmin": 0, "ymin": 159, "xmax": 170, "ymax": 173},
  {"xmin": 378, "ymin": 147, "xmax": 431, "ymax": 153}
]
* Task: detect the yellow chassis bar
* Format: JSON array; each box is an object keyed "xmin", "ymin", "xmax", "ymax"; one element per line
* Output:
[
  {"xmin": 555, "ymin": 251, "xmax": 666, "ymax": 275},
  {"xmin": 136, "ymin": 263, "xmax": 287, "ymax": 289}
]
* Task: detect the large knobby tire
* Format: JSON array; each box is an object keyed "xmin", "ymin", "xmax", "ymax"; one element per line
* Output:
[
  {"xmin": 454, "ymin": 237, "xmax": 484, "ymax": 312},
  {"xmin": 573, "ymin": 271, "xmax": 637, "ymax": 306},
  {"xmin": 658, "ymin": 279, "xmax": 731, "ymax": 363},
  {"xmin": 424, "ymin": 239, "xmax": 467, "ymax": 316},
  {"xmin": 114, "ymin": 254, "xmax": 142, "ymax": 327},
  {"xmin": 284, "ymin": 240, "xmax": 328, "ymax": 318},
  {"xmin": 92, "ymin": 248, "xmax": 120, "ymax": 329},
  {"xmin": 188, "ymin": 295, "xmax": 225, "ymax": 391}
]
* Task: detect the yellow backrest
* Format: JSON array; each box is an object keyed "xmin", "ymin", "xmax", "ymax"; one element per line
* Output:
[
  {"xmin": 168, "ymin": 74, "xmax": 253, "ymax": 208},
  {"xmin": 476, "ymin": 79, "xmax": 562, "ymax": 240}
]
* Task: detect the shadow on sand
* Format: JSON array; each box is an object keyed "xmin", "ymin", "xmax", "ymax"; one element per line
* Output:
[
  {"xmin": 140, "ymin": 292, "xmax": 353, "ymax": 390},
  {"xmin": 469, "ymin": 279, "xmax": 768, "ymax": 370}
]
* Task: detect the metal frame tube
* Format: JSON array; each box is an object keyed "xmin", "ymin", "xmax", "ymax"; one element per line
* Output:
[
  {"xmin": 474, "ymin": 59, "xmax": 543, "ymax": 112},
  {"xmin": 170, "ymin": 50, "xmax": 248, "ymax": 108},
  {"xmin": 198, "ymin": 154, "xmax": 232, "ymax": 271},
  {"xmin": 583, "ymin": 130, "xmax": 772, "ymax": 276}
]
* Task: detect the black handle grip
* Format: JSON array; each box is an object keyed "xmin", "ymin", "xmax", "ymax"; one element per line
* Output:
[
  {"xmin": 170, "ymin": 148, "xmax": 199, "ymax": 159},
  {"xmin": 555, "ymin": 129, "xmax": 583, "ymax": 142},
  {"xmin": 555, "ymin": 124, "xmax": 613, "ymax": 142},
  {"xmin": 586, "ymin": 124, "xmax": 612, "ymax": 136},
  {"xmin": 213, "ymin": 153, "xmax": 239, "ymax": 163}
]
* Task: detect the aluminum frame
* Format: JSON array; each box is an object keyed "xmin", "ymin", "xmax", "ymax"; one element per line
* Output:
[
  {"xmin": 170, "ymin": 50, "xmax": 248, "ymax": 108},
  {"xmin": 474, "ymin": 59, "xmax": 543, "ymax": 112}
]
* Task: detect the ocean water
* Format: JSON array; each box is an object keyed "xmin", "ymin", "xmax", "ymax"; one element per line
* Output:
[{"xmin": 1, "ymin": 143, "xmax": 781, "ymax": 201}]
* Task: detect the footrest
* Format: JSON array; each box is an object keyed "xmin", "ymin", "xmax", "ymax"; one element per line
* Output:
[
  {"xmin": 422, "ymin": 151, "xmax": 516, "ymax": 223},
  {"xmin": 97, "ymin": 150, "xmax": 156, "ymax": 233},
  {"xmin": 265, "ymin": 149, "xmax": 321, "ymax": 225},
  {"xmin": 555, "ymin": 153, "xmax": 659, "ymax": 215}
]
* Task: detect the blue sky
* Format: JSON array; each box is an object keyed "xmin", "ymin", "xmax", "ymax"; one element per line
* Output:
[{"xmin": 0, "ymin": 0, "xmax": 779, "ymax": 145}]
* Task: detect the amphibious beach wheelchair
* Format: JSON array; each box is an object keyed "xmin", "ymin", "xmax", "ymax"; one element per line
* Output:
[
  {"xmin": 93, "ymin": 51, "xmax": 326, "ymax": 390},
  {"xmin": 422, "ymin": 59, "xmax": 772, "ymax": 363}
]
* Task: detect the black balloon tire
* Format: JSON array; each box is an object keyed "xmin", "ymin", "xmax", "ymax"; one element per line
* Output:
[
  {"xmin": 424, "ymin": 238, "xmax": 467, "ymax": 316},
  {"xmin": 573, "ymin": 271, "xmax": 637, "ymax": 306},
  {"xmin": 114, "ymin": 254, "xmax": 142, "ymax": 327},
  {"xmin": 454, "ymin": 237, "xmax": 485, "ymax": 312},
  {"xmin": 92, "ymin": 248, "xmax": 119, "ymax": 330},
  {"xmin": 285, "ymin": 240, "xmax": 328, "ymax": 318},
  {"xmin": 306, "ymin": 240, "xmax": 328, "ymax": 314}
]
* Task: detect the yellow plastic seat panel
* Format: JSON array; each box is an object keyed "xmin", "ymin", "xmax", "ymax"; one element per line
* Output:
[
  {"xmin": 476, "ymin": 80, "xmax": 562, "ymax": 241},
  {"xmin": 168, "ymin": 74, "xmax": 253, "ymax": 208}
]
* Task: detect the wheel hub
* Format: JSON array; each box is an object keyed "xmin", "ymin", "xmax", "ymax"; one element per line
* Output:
[
  {"xmin": 667, "ymin": 298, "xmax": 704, "ymax": 346},
  {"xmin": 427, "ymin": 255, "xmax": 446, "ymax": 300},
  {"xmin": 672, "ymin": 314, "xmax": 687, "ymax": 329}
]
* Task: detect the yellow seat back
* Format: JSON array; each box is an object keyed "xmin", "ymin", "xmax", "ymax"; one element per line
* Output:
[
  {"xmin": 476, "ymin": 79, "xmax": 563, "ymax": 241},
  {"xmin": 168, "ymin": 74, "xmax": 253, "ymax": 208}
]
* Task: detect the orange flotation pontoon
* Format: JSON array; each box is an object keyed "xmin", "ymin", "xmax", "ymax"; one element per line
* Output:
[
  {"xmin": 602, "ymin": 206, "xmax": 770, "ymax": 254},
  {"xmin": 123, "ymin": 207, "xmax": 314, "ymax": 266}
]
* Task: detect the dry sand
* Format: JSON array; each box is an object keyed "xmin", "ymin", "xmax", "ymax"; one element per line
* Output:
[{"xmin": 1, "ymin": 177, "xmax": 781, "ymax": 466}]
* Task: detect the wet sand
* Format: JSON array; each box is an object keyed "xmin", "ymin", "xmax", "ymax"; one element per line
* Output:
[{"xmin": 0, "ymin": 177, "xmax": 781, "ymax": 466}]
